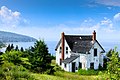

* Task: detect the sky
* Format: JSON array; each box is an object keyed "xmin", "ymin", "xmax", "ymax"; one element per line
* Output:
[{"xmin": 0, "ymin": 0, "xmax": 120, "ymax": 42}]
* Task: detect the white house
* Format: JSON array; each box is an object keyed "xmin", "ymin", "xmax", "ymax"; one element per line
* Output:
[{"xmin": 55, "ymin": 31, "xmax": 105, "ymax": 72}]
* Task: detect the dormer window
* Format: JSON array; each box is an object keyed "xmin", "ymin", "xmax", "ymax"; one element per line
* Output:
[
  {"xmin": 94, "ymin": 48, "xmax": 97, "ymax": 56},
  {"xmin": 59, "ymin": 47, "xmax": 62, "ymax": 53},
  {"xmin": 66, "ymin": 47, "xmax": 68, "ymax": 54}
]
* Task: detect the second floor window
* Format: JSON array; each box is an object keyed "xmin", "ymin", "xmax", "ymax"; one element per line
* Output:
[
  {"xmin": 66, "ymin": 47, "xmax": 68, "ymax": 54},
  {"xmin": 94, "ymin": 49, "xmax": 97, "ymax": 56},
  {"xmin": 59, "ymin": 47, "xmax": 62, "ymax": 53}
]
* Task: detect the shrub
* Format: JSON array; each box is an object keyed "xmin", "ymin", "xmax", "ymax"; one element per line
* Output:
[
  {"xmin": 0, "ymin": 62, "xmax": 35, "ymax": 80},
  {"xmin": 78, "ymin": 69, "xmax": 99, "ymax": 75}
]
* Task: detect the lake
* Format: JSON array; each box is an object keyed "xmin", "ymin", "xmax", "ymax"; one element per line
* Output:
[{"xmin": 1, "ymin": 41, "xmax": 120, "ymax": 56}]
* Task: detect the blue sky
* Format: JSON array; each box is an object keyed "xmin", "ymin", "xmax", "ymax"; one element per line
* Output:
[{"xmin": 0, "ymin": 0, "xmax": 120, "ymax": 42}]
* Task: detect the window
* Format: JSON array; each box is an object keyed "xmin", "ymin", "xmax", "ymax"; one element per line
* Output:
[
  {"xmin": 79, "ymin": 62, "xmax": 82, "ymax": 68},
  {"xmin": 64, "ymin": 64, "xmax": 66, "ymax": 68},
  {"xmin": 94, "ymin": 49, "xmax": 97, "ymax": 56},
  {"xmin": 66, "ymin": 47, "xmax": 68, "ymax": 54},
  {"xmin": 59, "ymin": 47, "xmax": 62, "ymax": 53},
  {"xmin": 60, "ymin": 59, "xmax": 62, "ymax": 65}
]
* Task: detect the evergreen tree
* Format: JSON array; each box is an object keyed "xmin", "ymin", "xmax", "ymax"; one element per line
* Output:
[
  {"xmin": 27, "ymin": 40, "xmax": 53, "ymax": 73},
  {"xmin": 15, "ymin": 45, "xmax": 19, "ymax": 51},
  {"xmin": 6, "ymin": 44, "xmax": 11, "ymax": 52},
  {"xmin": 20, "ymin": 47, "xmax": 24, "ymax": 52},
  {"xmin": 10, "ymin": 44, "xmax": 14, "ymax": 50},
  {"xmin": 106, "ymin": 49, "xmax": 112, "ymax": 57}
]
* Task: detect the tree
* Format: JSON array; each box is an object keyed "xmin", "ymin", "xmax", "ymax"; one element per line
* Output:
[
  {"xmin": 0, "ymin": 52, "xmax": 4, "ymax": 65},
  {"xmin": 20, "ymin": 47, "xmax": 24, "ymax": 52},
  {"xmin": 15, "ymin": 45, "xmax": 19, "ymax": 51},
  {"xmin": 6, "ymin": 44, "xmax": 11, "ymax": 52},
  {"xmin": 26, "ymin": 40, "xmax": 53, "ymax": 73},
  {"xmin": 107, "ymin": 47, "xmax": 120, "ymax": 80},
  {"xmin": 2, "ymin": 50, "xmax": 31, "ymax": 67},
  {"xmin": 10, "ymin": 44, "xmax": 14, "ymax": 50},
  {"xmin": 106, "ymin": 49, "xmax": 112, "ymax": 57}
]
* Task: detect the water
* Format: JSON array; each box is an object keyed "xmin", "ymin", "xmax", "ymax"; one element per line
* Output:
[{"xmin": 1, "ymin": 41, "xmax": 120, "ymax": 56}]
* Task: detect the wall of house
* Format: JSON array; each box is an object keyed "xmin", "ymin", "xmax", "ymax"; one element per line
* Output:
[
  {"xmin": 79, "ymin": 54, "xmax": 87, "ymax": 70},
  {"xmin": 61, "ymin": 57, "xmax": 80, "ymax": 72},
  {"xmin": 86, "ymin": 41, "xmax": 104, "ymax": 69},
  {"xmin": 56, "ymin": 39, "xmax": 71, "ymax": 66}
]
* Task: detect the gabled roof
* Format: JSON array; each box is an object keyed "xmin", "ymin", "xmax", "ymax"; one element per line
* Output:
[
  {"xmin": 95, "ymin": 40, "xmax": 105, "ymax": 53},
  {"xmin": 55, "ymin": 34, "xmax": 105, "ymax": 53},
  {"xmin": 62, "ymin": 55, "xmax": 79, "ymax": 64},
  {"xmin": 65, "ymin": 35, "xmax": 93, "ymax": 53}
]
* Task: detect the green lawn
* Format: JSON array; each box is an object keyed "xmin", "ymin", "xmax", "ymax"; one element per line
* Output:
[
  {"xmin": 31, "ymin": 60, "xmax": 101, "ymax": 80},
  {"xmin": 32, "ymin": 71, "xmax": 101, "ymax": 80}
]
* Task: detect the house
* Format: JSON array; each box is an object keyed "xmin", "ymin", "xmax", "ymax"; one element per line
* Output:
[{"xmin": 55, "ymin": 31, "xmax": 105, "ymax": 72}]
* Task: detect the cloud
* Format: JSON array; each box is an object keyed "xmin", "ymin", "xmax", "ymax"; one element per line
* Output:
[
  {"xmin": 114, "ymin": 13, "xmax": 120, "ymax": 21},
  {"xmin": 0, "ymin": 6, "xmax": 28, "ymax": 28},
  {"xmin": 95, "ymin": 0, "xmax": 120, "ymax": 7}
]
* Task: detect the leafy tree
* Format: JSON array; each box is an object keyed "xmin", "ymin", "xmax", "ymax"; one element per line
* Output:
[
  {"xmin": 0, "ymin": 52, "xmax": 4, "ymax": 65},
  {"xmin": 26, "ymin": 40, "xmax": 53, "ymax": 73},
  {"xmin": 2, "ymin": 50, "xmax": 31, "ymax": 68},
  {"xmin": 107, "ymin": 47, "xmax": 120, "ymax": 80}
]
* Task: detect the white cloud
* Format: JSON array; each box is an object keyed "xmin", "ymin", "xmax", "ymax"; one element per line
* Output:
[
  {"xmin": 114, "ymin": 13, "xmax": 120, "ymax": 21},
  {"xmin": 96, "ymin": 0, "xmax": 120, "ymax": 7},
  {"xmin": 0, "ymin": 6, "xmax": 28, "ymax": 28},
  {"xmin": 0, "ymin": 6, "xmax": 119, "ymax": 42}
]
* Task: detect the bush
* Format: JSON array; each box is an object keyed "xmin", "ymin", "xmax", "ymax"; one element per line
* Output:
[
  {"xmin": 0, "ymin": 62, "xmax": 35, "ymax": 80},
  {"xmin": 54, "ymin": 64, "xmax": 64, "ymax": 71},
  {"xmin": 78, "ymin": 69, "xmax": 99, "ymax": 75}
]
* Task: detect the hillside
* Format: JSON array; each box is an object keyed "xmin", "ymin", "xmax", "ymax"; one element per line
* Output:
[{"xmin": 0, "ymin": 31, "xmax": 37, "ymax": 42}]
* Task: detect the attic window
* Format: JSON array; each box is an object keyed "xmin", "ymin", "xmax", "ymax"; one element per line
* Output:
[
  {"xmin": 59, "ymin": 47, "xmax": 62, "ymax": 53},
  {"xmin": 66, "ymin": 47, "xmax": 68, "ymax": 54}
]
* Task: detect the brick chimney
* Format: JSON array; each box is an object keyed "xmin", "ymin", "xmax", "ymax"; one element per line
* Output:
[
  {"xmin": 92, "ymin": 30, "xmax": 96, "ymax": 41},
  {"xmin": 61, "ymin": 32, "xmax": 65, "ymax": 60}
]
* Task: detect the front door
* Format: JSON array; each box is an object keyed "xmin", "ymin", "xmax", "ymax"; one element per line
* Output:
[
  {"xmin": 72, "ymin": 62, "xmax": 75, "ymax": 72},
  {"xmin": 90, "ymin": 63, "xmax": 94, "ymax": 69}
]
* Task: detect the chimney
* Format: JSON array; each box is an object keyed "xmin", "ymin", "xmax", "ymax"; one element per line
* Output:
[
  {"xmin": 92, "ymin": 30, "xmax": 96, "ymax": 41},
  {"xmin": 61, "ymin": 32, "xmax": 65, "ymax": 60}
]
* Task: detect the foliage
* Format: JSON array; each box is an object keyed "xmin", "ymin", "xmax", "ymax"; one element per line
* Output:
[
  {"xmin": 20, "ymin": 47, "xmax": 24, "ymax": 52},
  {"xmin": 25, "ymin": 40, "xmax": 54, "ymax": 74},
  {"xmin": 78, "ymin": 69, "xmax": 99, "ymax": 75},
  {"xmin": 107, "ymin": 47, "xmax": 120, "ymax": 80},
  {"xmin": 15, "ymin": 45, "xmax": 19, "ymax": 51},
  {"xmin": 103, "ymin": 58, "xmax": 108, "ymax": 70},
  {"xmin": 0, "ymin": 52, "xmax": 4, "ymax": 65},
  {"xmin": 106, "ymin": 49, "xmax": 113, "ymax": 57},
  {"xmin": 0, "ymin": 62, "xmax": 35, "ymax": 80},
  {"xmin": 99, "ymin": 47, "xmax": 120, "ymax": 80},
  {"xmin": 2, "ymin": 50, "xmax": 31, "ymax": 68}
]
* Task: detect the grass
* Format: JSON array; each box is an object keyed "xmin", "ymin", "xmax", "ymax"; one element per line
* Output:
[
  {"xmin": 32, "ymin": 71, "xmax": 101, "ymax": 80},
  {"xmin": 29, "ymin": 59, "xmax": 100, "ymax": 80}
]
